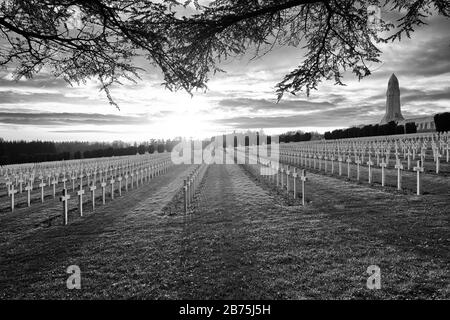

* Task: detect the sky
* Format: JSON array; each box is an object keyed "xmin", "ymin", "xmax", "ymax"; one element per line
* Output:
[{"xmin": 0, "ymin": 4, "xmax": 449, "ymax": 142}]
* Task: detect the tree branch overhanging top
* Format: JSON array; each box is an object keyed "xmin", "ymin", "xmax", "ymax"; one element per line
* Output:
[{"xmin": 0, "ymin": 0, "xmax": 448, "ymax": 108}]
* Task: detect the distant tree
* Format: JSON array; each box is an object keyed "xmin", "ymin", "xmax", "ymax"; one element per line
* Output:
[
  {"xmin": 1, "ymin": 1, "xmax": 448, "ymax": 107},
  {"xmin": 371, "ymin": 124, "xmax": 379, "ymax": 136},
  {"xmin": 157, "ymin": 144, "xmax": 165, "ymax": 153},
  {"xmin": 434, "ymin": 113, "xmax": 450, "ymax": 132},
  {"xmin": 395, "ymin": 124, "xmax": 405, "ymax": 134},
  {"xmin": 405, "ymin": 122, "xmax": 417, "ymax": 134},
  {"xmin": 137, "ymin": 144, "xmax": 146, "ymax": 154}
]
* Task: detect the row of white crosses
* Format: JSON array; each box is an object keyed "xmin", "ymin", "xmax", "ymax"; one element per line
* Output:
[
  {"xmin": 183, "ymin": 164, "xmax": 208, "ymax": 213},
  {"xmin": 235, "ymin": 144, "xmax": 309, "ymax": 205},
  {"xmin": 257, "ymin": 160, "xmax": 308, "ymax": 205},
  {"xmin": 282, "ymin": 132, "xmax": 448, "ymax": 175},
  {"xmin": 59, "ymin": 157, "xmax": 172, "ymax": 225},
  {"xmin": 280, "ymin": 142, "xmax": 427, "ymax": 195},
  {"xmin": 1, "ymin": 152, "xmax": 171, "ymax": 192},
  {"xmin": 281, "ymin": 131, "xmax": 448, "ymax": 172},
  {"xmin": 2, "ymin": 153, "xmax": 171, "ymax": 213}
]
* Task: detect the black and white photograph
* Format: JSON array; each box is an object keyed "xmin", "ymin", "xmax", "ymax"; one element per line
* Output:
[{"xmin": 0, "ymin": 0, "xmax": 448, "ymax": 306}]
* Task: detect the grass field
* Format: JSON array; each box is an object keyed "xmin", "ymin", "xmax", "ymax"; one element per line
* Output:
[{"xmin": 0, "ymin": 163, "xmax": 448, "ymax": 299}]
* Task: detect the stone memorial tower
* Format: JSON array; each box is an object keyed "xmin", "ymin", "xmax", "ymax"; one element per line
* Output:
[{"xmin": 380, "ymin": 73, "xmax": 405, "ymax": 124}]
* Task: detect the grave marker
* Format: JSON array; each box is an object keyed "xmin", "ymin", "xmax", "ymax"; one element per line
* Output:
[
  {"xmin": 355, "ymin": 157, "xmax": 362, "ymax": 181},
  {"xmin": 25, "ymin": 184, "xmax": 32, "ymax": 207},
  {"xmin": 101, "ymin": 181, "xmax": 106, "ymax": 204},
  {"xmin": 346, "ymin": 157, "xmax": 352, "ymax": 179},
  {"xmin": 8, "ymin": 185, "xmax": 18, "ymax": 211},
  {"xmin": 89, "ymin": 183, "xmax": 97, "ymax": 211},
  {"xmin": 300, "ymin": 169, "xmax": 307, "ymax": 206},
  {"xmin": 60, "ymin": 189, "xmax": 71, "ymax": 225},
  {"xmin": 413, "ymin": 160, "xmax": 424, "ymax": 195},
  {"xmin": 380, "ymin": 159, "xmax": 387, "ymax": 187},
  {"xmin": 395, "ymin": 159, "xmax": 404, "ymax": 190},
  {"xmin": 367, "ymin": 156, "xmax": 374, "ymax": 184},
  {"xmin": 77, "ymin": 189, "xmax": 85, "ymax": 216},
  {"xmin": 110, "ymin": 177, "xmax": 115, "ymax": 199},
  {"xmin": 39, "ymin": 181, "xmax": 46, "ymax": 203}
]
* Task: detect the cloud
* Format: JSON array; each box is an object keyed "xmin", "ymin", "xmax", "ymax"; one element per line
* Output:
[
  {"xmin": 214, "ymin": 104, "xmax": 385, "ymax": 129},
  {"xmin": 0, "ymin": 73, "xmax": 68, "ymax": 89},
  {"xmin": 401, "ymin": 88, "xmax": 450, "ymax": 104},
  {"xmin": 49, "ymin": 129, "xmax": 117, "ymax": 133},
  {"xmin": 217, "ymin": 97, "xmax": 335, "ymax": 113},
  {"xmin": 0, "ymin": 90, "xmax": 104, "ymax": 105},
  {"xmin": 0, "ymin": 9, "xmax": 449, "ymax": 140},
  {"xmin": 0, "ymin": 112, "xmax": 149, "ymax": 126}
]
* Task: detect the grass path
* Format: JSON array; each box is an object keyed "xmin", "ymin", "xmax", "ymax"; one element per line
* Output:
[{"xmin": 179, "ymin": 164, "xmax": 448, "ymax": 299}]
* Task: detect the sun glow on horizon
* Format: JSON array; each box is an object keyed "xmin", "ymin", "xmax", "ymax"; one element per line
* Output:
[{"xmin": 147, "ymin": 112, "xmax": 218, "ymax": 140}]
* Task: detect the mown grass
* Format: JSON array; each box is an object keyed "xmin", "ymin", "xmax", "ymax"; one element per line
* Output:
[{"xmin": 0, "ymin": 164, "xmax": 448, "ymax": 299}]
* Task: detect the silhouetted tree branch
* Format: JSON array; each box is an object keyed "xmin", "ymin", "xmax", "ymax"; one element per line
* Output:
[{"xmin": 0, "ymin": 0, "xmax": 448, "ymax": 108}]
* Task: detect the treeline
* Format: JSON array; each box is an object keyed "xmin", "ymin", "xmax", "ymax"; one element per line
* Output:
[
  {"xmin": 434, "ymin": 112, "xmax": 450, "ymax": 132},
  {"xmin": 279, "ymin": 131, "xmax": 319, "ymax": 143},
  {"xmin": 0, "ymin": 139, "xmax": 181, "ymax": 165},
  {"xmin": 324, "ymin": 121, "xmax": 417, "ymax": 140}
]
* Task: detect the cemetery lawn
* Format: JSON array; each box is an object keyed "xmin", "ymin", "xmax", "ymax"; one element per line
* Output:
[{"xmin": 0, "ymin": 164, "xmax": 448, "ymax": 299}]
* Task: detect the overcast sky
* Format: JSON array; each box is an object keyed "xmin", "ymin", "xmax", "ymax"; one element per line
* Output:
[{"xmin": 0, "ymin": 7, "xmax": 449, "ymax": 142}]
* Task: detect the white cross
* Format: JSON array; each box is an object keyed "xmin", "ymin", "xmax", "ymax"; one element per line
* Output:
[
  {"xmin": 355, "ymin": 157, "xmax": 362, "ymax": 181},
  {"xmin": 346, "ymin": 157, "xmax": 352, "ymax": 179},
  {"xmin": 18, "ymin": 178, "xmax": 24, "ymax": 193},
  {"xmin": 39, "ymin": 181, "xmax": 46, "ymax": 203},
  {"xmin": 435, "ymin": 151, "xmax": 441, "ymax": 174},
  {"xmin": 62, "ymin": 176, "xmax": 67, "ymax": 189},
  {"xmin": 71, "ymin": 175, "xmax": 77, "ymax": 192},
  {"xmin": 5, "ymin": 181, "xmax": 12, "ymax": 196},
  {"xmin": 60, "ymin": 189, "xmax": 71, "ymax": 225},
  {"xmin": 367, "ymin": 156, "xmax": 374, "ymax": 184},
  {"xmin": 117, "ymin": 176, "xmax": 123, "ymax": 196},
  {"xmin": 394, "ymin": 159, "xmax": 404, "ymax": 190},
  {"xmin": 79, "ymin": 174, "xmax": 84, "ymax": 188},
  {"xmin": 394, "ymin": 149, "xmax": 401, "ymax": 162},
  {"xmin": 89, "ymin": 183, "xmax": 97, "ymax": 211},
  {"xmin": 420, "ymin": 148, "xmax": 426, "ymax": 165},
  {"xmin": 285, "ymin": 166, "xmax": 291, "ymax": 193},
  {"xmin": 51, "ymin": 179, "xmax": 57, "ymax": 198},
  {"xmin": 292, "ymin": 168, "xmax": 298, "ymax": 199},
  {"xmin": 413, "ymin": 160, "xmax": 424, "ymax": 195},
  {"xmin": 110, "ymin": 178, "xmax": 115, "ymax": 199},
  {"xmin": 77, "ymin": 188, "xmax": 85, "ymax": 216},
  {"xmin": 101, "ymin": 182, "xmax": 107, "ymax": 204},
  {"xmin": 25, "ymin": 184, "xmax": 32, "ymax": 207},
  {"xmin": 300, "ymin": 169, "xmax": 308, "ymax": 206},
  {"xmin": 184, "ymin": 179, "xmax": 189, "ymax": 213},
  {"xmin": 445, "ymin": 143, "xmax": 449, "ymax": 163},
  {"xmin": 330, "ymin": 156, "xmax": 335, "ymax": 174},
  {"xmin": 380, "ymin": 159, "xmax": 387, "ymax": 187},
  {"xmin": 8, "ymin": 185, "xmax": 18, "ymax": 212},
  {"xmin": 279, "ymin": 167, "xmax": 285, "ymax": 188},
  {"xmin": 404, "ymin": 149, "xmax": 412, "ymax": 170}
]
